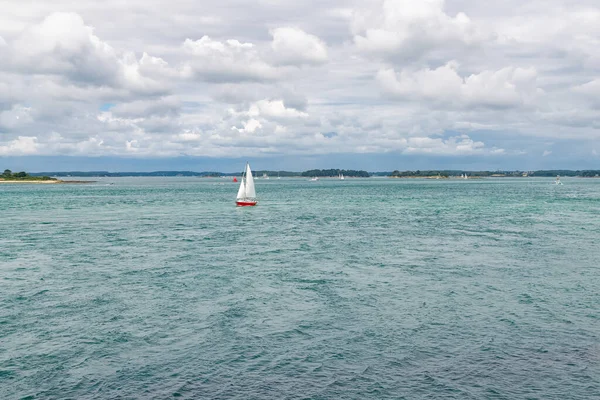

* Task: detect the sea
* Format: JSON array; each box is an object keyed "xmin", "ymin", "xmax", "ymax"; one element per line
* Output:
[{"xmin": 1, "ymin": 177, "xmax": 598, "ymax": 399}]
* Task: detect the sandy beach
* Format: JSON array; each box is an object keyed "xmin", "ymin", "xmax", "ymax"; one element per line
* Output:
[
  {"xmin": 0, "ymin": 179, "xmax": 95, "ymax": 184},
  {"xmin": 0, "ymin": 180, "xmax": 61, "ymax": 184}
]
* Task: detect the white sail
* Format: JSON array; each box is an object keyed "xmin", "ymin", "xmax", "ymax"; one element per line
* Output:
[
  {"xmin": 245, "ymin": 163, "xmax": 256, "ymax": 198},
  {"xmin": 236, "ymin": 179, "xmax": 246, "ymax": 199}
]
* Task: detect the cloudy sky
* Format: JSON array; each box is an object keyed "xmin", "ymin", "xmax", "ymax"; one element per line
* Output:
[{"xmin": 1, "ymin": 0, "xmax": 599, "ymax": 171}]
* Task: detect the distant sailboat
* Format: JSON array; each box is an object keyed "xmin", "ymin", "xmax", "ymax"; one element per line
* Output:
[
  {"xmin": 555, "ymin": 175, "xmax": 563, "ymax": 185},
  {"xmin": 310, "ymin": 177, "xmax": 319, "ymax": 181},
  {"xmin": 339, "ymin": 173, "xmax": 345, "ymax": 180},
  {"xmin": 236, "ymin": 163, "xmax": 257, "ymax": 206},
  {"xmin": 263, "ymin": 173, "xmax": 269, "ymax": 180}
]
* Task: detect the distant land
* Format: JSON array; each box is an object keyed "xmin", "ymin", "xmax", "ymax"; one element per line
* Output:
[
  {"xmin": 387, "ymin": 170, "xmax": 600, "ymax": 178},
  {"xmin": 23, "ymin": 169, "xmax": 600, "ymax": 178},
  {"xmin": 0, "ymin": 169, "xmax": 94, "ymax": 184},
  {"xmin": 1, "ymin": 169, "xmax": 57, "ymax": 182},
  {"xmin": 27, "ymin": 169, "xmax": 369, "ymax": 178}
]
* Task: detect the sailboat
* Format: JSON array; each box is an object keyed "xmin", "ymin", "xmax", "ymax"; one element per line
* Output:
[
  {"xmin": 263, "ymin": 173, "xmax": 269, "ymax": 180},
  {"xmin": 555, "ymin": 175, "xmax": 563, "ymax": 185},
  {"xmin": 339, "ymin": 173, "xmax": 345, "ymax": 180},
  {"xmin": 236, "ymin": 163, "xmax": 258, "ymax": 206}
]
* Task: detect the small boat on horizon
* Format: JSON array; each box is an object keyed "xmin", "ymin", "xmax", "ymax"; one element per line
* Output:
[
  {"xmin": 339, "ymin": 173, "xmax": 345, "ymax": 180},
  {"xmin": 555, "ymin": 175, "xmax": 563, "ymax": 185},
  {"xmin": 310, "ymin": 177, "xmax": 319, "ymax": 181},
  {"xmin": 236, "ymin": 163, "xmax": 257, "ymax": 206},
  {"xmin": 263, "ymin": 173, "xmax": 269, "ymax": 180}
]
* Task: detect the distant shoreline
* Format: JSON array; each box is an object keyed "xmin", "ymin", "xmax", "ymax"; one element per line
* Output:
[
  {"xmin": 0, "ymin": 179, "xmax": 95, "ymax": 184},
  {"xmin": 0, "ymin": 180, "xmax": 60, "ymax": 184},
  {"xmin": 25, "ymin": 169, "xmax": 600, "ymax": 178}
]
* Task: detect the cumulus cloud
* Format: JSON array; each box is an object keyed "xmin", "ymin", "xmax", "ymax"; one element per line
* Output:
[
  {"xmin": 378, "ymin": 62, "xmax": 540, "ymax": 109},
  {"xmin": 573, "ymin": 79, "xmax": 600, "ymax": 108},
  {"xmin": 0, "ymin": 136, "xmax": 39, "ymax": 155},
  {"xmin": 0, "ymin": 105, "xmax": 33, "ymax": 130},
  {"xmin": 270, "ymin": 27, "xmax": 328, "ymax": 66},
  {"xmin": 0, "ymin": 1, "xmax": 599, "ymax": 163},
  {"xmin": 403, "ymin": 134, "xmax": 501, "ymax": 155},
  {"xmin": 232, "ymin": 119, "xmax": 262, "ymax": 134},
  {"xmin": 182, "ymin": 36, "xmax": 279, "ymax": 82},
  {"xmin": 110, "ymin": 97, "xmax": 181, "ymax": 118},
  {"xmin": 352, "ymin": 0, "xmax": 486, "ymax": 62},
  {"xmin": 10, "ymin": 13, "xmax": 120, "ymax": 83},
  {"xmin": 248, "ymin": 99, "xmax": 308, "ymax": 119},
  {"xmin": 1, "ymin": 12, "xmax": 173, "ymax": 97}
]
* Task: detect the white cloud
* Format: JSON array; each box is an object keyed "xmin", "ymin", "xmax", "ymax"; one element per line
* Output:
[
  {"xmin": 404, "ymin": 134, "xmax": 496, "ymax": 155},
  {"xmin": 248, "ymin": 99, "xmax": 308, "ymax": 119},
  {"xmin": 543, "ymin": 150, "xmax": 552, "ymax": 156},
  {"xmin": 270, "ymin": 27, "xmax": 328, "ymax": 66},
  {"xmin": 0, "ymin": 1, "xmax": 599, "ymax": 164},
  {"xmin": 110, "ymin": 97, "xmax": 180, "ymax": 118},
  {"xmin": 378, "ymin": 62, "xmax": 539, "ymax": 109},
  {"xmin": 0, "ymin": 136, "xmax": 39, "ymax": 155},
  {"xmin": 232, "ymin": 118, "xmax": 262, "ymax": 134},
  {"xmin": 11, "ymin": 12, "xmax": 119, "ymax": 82},
  {"xmin": 182, "ymin": 36, "xmax": 279, "ymax": 82},
  {"xmin": 573, "ymin": 79, "xmax": 600, "ymax": 106},
  {"xmin": 352, "ymin": 0, "xmax": 486, "ymax": 62},
  {"xmin": 2, "ymin": 12, "xmax": 172, "ymax": 97},
  {"xmin": 0, "ymin": 104, "xmax": 33, "ymax": 130}
]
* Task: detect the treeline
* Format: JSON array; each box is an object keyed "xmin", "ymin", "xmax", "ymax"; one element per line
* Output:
[
  {"xmin": 22, "ymin": 169, "xmax": 600, "ymax": 178},
  {"xmin": 1, "ymin": 169, "xmax": 55, "ymax": 181},
  {"xmin": 389, "ymin": 170, "xmax": 600, "ymax": 177},
  {"xmin": 249, "ymin": 171, "xmax": 302, "ymax": 177},
  {"xmin": 31, "ymin": 169, "xmax": 371, "ymax": 177},
  {"xmin": 301, "ymin": 169, "xmax": 370, "ymax": 177},
  {"xmin": 529, "ymin": 170, "xmax": 600, "ymax": 177},
  {"xmin": 391, "ymin": 170, "xmax": 450, "ymax": 177},
  {"xmin": 30, "ymin": 170, "xmax": 220, "ymax": 177},
  {"xmin": 391, "ymin": 170, "xmax": 527, "ymax": 177},
  {"xmin": 30, "ymin": 170, "xmax": 305, "ymax": 177}
]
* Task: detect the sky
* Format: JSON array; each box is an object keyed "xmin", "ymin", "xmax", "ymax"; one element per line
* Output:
[{"xmin": 0, "ymin": 0, "xmax": 599, "ymax": 172}]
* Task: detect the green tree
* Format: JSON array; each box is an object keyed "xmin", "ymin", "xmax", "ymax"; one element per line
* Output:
[
  {"xmin": 2, "ymin": 169, "xmax": 12, "ymax": 178},
  {"xmin": 14, "ymin": 171, "xmax": 28, "ymax": 178}
]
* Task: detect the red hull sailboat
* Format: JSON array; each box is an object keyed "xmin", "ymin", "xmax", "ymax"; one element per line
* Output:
[
  {"xmin": 236, "ymin": 200, "xmax": 257, "ymax": 207},
  {"xmin": 236, "ymin": 162, "xmax": 258, "ymax": 206}
]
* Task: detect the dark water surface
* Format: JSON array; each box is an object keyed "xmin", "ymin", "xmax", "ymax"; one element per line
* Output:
[{"xmin": 1, "ymin": 177, "xmax": 599, "ymax": 399}]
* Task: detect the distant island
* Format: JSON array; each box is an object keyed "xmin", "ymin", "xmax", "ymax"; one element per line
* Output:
[
  {"xmin": 9, "ymin": 168, "xmax": 600, "ymax": 179},
  {"xmin": 0, "ymin": 169, "xmax": 58, "ymax": 183},
  {"xmin": 0, "ymin": 169, "xmax": 95, "ymax": 184},
  {"xmin": 387, "ymin": 170, "xmax": 600, "ymax": 178},
  {"xmin": 29, "ymin": 169, "xmax": 372, "ymax": 178},
  {"xmin": 301, "ymin": 169, "xmax": 370, "ymax": 178}
]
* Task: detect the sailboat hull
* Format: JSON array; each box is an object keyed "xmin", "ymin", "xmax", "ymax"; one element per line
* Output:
[{"xmin": 236, "ymin": 200, "xmax": 258, "ymax": 207}]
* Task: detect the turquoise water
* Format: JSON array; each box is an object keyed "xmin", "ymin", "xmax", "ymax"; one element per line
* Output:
[{"xmin": 1, "ymin": 177, "xmax": 599, "ymax": 399}]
